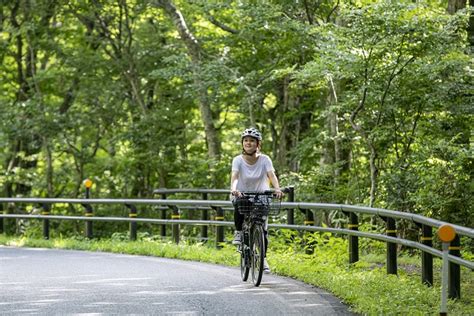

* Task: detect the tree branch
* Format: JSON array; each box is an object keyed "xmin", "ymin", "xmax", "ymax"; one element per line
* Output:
[
  {"xmin": 208, "ymin": 15, "xmax": 238, "ymax": 34},
  {"xmin": 326, "ymin": 0, "xmax": 340, "ymax": 23},
  {"xmin": 153, "ymin": 0, "xmax": 200, "ymax": 60},
  {"xmin": 303, "ymin": 0, "xmax": 315, "ymax": 25}
]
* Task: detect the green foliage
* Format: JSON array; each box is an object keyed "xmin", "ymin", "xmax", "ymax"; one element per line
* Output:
[{"xmin": 0, "ymin": 0, "xmax": 472, "ymax": 239}]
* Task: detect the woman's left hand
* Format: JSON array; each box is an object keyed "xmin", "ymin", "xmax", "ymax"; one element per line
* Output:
[{"xmin": 274, "ymin": 189, "xmax": 283, "ymax": 199}]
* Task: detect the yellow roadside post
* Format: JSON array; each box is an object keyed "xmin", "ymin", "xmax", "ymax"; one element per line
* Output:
[
  {"xmin": 83, "ymin": 179, "xmax": 93, "ymax": 238},
  {"xmin": 437, "ymin": 224, "xmax": 456, "ymax": 316}
]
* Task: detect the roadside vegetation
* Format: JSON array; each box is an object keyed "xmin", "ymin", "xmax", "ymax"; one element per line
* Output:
[{"xmin": 1, "ymin": 232, "xmax": 472, "ymax": 315}]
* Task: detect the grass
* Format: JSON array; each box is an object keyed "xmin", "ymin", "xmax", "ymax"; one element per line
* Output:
[{"xmin": 0, "ymin": 233, "xmax": 472, "ymax": 315}]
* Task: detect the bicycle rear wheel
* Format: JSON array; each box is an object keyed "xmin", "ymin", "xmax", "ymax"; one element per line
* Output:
[{"xmin": 251, "ymin": 224, "xmax": 265, "ymax": 286}]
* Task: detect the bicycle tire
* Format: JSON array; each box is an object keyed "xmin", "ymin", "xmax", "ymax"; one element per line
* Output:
[
  {"xmin": 251, "ymin": 224, "xmax": 265, "ymax": 286},
  {"xmin": 240, "ymin": 243, "xmax": 249, "ymax": 281}
]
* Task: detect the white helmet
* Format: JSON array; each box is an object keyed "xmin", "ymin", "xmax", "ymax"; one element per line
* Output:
[{"xmin": 241, "ymin": 127, "xmax": 262, "ymax": 141}]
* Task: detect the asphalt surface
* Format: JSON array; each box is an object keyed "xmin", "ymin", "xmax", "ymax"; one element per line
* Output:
[{"xmin": 0, "ymin": 246, "xmax": 356, "ymax": 315}]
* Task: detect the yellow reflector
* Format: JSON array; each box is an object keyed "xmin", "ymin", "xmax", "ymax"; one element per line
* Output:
[
  {"xmin": 437, "ymin": 224, "xmax": 456, "ymax": 243},
  {"xmin": 84, "ymin": 179, "xmax": 93, "ymax": 188}
]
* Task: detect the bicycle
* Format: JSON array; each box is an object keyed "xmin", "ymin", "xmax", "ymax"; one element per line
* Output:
[{"xmin": 234, "ymin": 190, "xmax": 283, "ymax": 287}]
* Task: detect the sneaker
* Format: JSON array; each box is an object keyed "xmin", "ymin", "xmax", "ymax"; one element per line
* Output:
[
  {"xmin": 232, "ymin": 231, "xmax": 242, "ymax": 245},
  {"xmin": 263, "ymin": 258, "xmax": 271, "ymax": 273}
]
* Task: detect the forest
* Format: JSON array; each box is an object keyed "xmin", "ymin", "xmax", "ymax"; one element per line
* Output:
[{"xmin": 0, "ymin": 0, "xmax": 472, "ymax": 232}]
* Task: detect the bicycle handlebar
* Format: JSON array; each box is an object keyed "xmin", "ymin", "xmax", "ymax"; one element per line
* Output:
[{"xmin": 232, "ymin": 187, "xmax": 292, "ymax": 196}]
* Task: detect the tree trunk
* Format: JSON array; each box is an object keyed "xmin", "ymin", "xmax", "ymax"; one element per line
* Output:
[
  {"xmin": 44, "ymin": 138, "xmax": 54, "ymax": 198},
  {"xmin": 153, "ymin": 0, "xmax": 221, "ymax": 161},
  {"xmin": 276, "ymin": 77, "xmax": 290, "ymax": 168},
  {"xmin": 450, "ymin": 0, "xmax": 474, "ymax": 47},
  {"xmin": 368, "ymin": 143, "xmax": 379, "ymax": 207},
  {"xmin": 349, "ymin": 87, "xmax": 379, "ymax": 207},
  {"xmin": 469, "ymin": 0, "xmax": 474, "ymax": 47},
  {"xmin": 272, "ymin": 76, "xmax": 306, "ymax": 172},
  {"xmin": 5, "ymin": 1, "xmax": 41, "ymax": 199},
  {"xmin": 447, "ymin": 0, "xmax": 466, "ymax": 14},
  {"xmin": 321, "ymin": 76, "xmax": 352, "ymax": 204},
  {"xmin": 327, "ymin": 76, "xmax": 340, "ymax": 179}
]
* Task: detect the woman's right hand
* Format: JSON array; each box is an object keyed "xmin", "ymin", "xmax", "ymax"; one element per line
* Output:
[{"xmin": 231, "ymin": 190, "xmax": 242, "ymax": 197}]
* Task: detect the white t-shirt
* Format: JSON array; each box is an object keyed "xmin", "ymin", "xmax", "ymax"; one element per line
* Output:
[{"xmin": 232, "ymin": 154, "xmax": 275, "ymax": 192}]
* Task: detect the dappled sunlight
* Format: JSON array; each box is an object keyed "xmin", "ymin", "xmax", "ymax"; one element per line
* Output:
[
  {"xmin": 30, "ymin": 299, "xmax": 65, "ymax": 304},
  {"xmin": 73, "ymin": 277, "xmax": 152, "ymax": 284},
  {"xmin": 11, "ymin": 309, "xmax": 40, "ymax": 314},
  {"xmin": 40, "ymin": 287, "xmax": 85, "ymax": 292},
  {"xmin": 294, "ymin": 303, "xmax": 326, "ymax": 307},
  {"xmin": 0, "ymin": 282, "xmax": 30, "ymax": 286},
  {"xmin": 285, "ymin": 291, "xmax": 319, "ymax": 295},
  {"xmin": 40, "ymin": 275, "xmax": 100, "ymax": 280},
  {"xmin": 0, "ymin": 255, "xmax": 28, "ymax": 260}
]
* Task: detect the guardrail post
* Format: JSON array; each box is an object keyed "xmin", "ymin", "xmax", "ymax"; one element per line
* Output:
[
  {"xmin": 201, "ymin": 193, "xmax": 208, "ymax": 243},
  {"xmin": 160, "ymin": 193, "xmax": 167, "ymax": 237},
  {"xmin": 303, "ymin": 209, "xmax": 314, "ymax": 255},
  {"xmin": 125, "ymin": 204, "xmax": 137, "ymax": 241},
  {"xmin": 170, "ymin": 205, "xmax": 180, "ymax": 244},
  {"xmin": 348, "ymin": 212, "xmax": 359, "ymax": 264},
  {"xmin": 41, "ymin": 203, "xmax": 50, "ymax": 240},
  {"xmin": 214, "ymin": 206, "xmax": 224, "ymax": 248},
  {"xmin": 83, "ymin": 179, "xmax": 93, "ymax": 239},
  {"xmin": 385, "ymin": 217, "xmax": 397, "ymax": 275},
  {"xmin": 421, "ymin": 224, "xmax": 433, "ymax": 286},
  {"xmin": 2, "ymin": 203, "xmax": 15, "ymax": 235},
  {"xmin": 82, "ymin": 203, "xmax": 93, "ymax": 239},
  {"xmin": 287, "ymin": 186, "xmax": 294, "ymax": 225},
  {"xmin": 448, "ymin": 235, "xmax": 461, "ymax": 299}
]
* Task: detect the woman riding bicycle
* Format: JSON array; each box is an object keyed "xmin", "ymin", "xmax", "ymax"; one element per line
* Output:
[{"xmin": 230, "ymin": 127, "xmax": 283, "ymax": 273}]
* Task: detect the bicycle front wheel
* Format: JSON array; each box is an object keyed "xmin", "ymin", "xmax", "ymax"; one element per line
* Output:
[
  {"xmin": 251, "ymin": 224, "xmax": 265, "ymax": 286},
  {"xmin": 240, "ymin": 243, "xmax": 249, "ymax": 281}
]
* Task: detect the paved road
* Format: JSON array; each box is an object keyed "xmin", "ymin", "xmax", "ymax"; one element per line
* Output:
[{"xmin": 0, "ymin": 246, "xmax": 355, "ymax": 315}]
